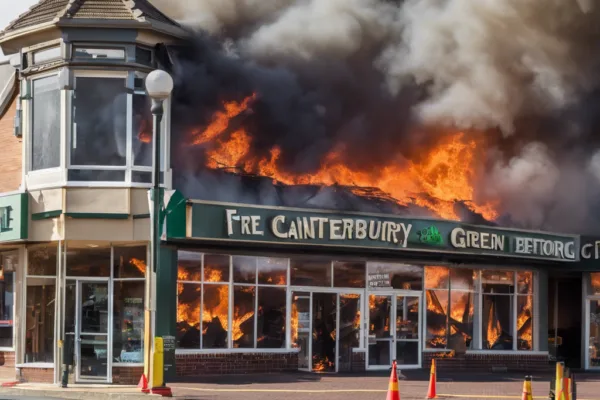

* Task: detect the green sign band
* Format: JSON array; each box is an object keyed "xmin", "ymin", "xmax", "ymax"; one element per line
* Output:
[{"xmin": 176, "ymin": 201, "xmax": 579, "ymax": 262}]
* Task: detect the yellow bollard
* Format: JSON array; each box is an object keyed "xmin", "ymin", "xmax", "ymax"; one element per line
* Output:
[
  {"xmin": 152, "ymin": 337, "xmax": 164, "ymax": 389},
  {"xmin": 555, "ymin": 362, "xmax": 564, "ymax": 400}
]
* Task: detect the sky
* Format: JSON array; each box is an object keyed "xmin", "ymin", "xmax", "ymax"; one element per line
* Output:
[{"xmin": 0, "ymin": 0, "xmax": 39, "ymax": 58}]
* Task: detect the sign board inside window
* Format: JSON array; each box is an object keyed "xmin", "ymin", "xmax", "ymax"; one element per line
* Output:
[{"xmin": 368, "ymin": 272, "xmax": 391, "ymax": 290}]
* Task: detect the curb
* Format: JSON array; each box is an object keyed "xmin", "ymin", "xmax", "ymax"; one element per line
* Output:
[{"xmin": 0, "ymin": 387, "xmax": 158, "ymax": 400}]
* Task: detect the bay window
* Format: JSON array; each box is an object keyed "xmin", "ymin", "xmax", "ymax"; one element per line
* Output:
[{"xmin": 26, "ymin": 63, "xmax": 168, "ymax": 187}]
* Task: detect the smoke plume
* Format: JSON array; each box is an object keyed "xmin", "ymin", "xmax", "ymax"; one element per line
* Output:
[{"xmin": 152, "ymin": 0, "xmax": 600, "ymax": 234}]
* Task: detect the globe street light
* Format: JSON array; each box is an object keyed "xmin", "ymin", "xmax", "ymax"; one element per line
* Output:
[{"xmin": 145, "ymin": 69, "xmax": 173, "ymax": 393}]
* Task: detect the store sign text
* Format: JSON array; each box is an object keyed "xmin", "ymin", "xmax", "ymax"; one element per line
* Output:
[
  {"xmin": 450, "ymin": 227, "xmax": 576, "ymax": 260},
  {"xmin": 225, "ymin": 209, "xmax": 412, "ymax": 247},
  {"xmin": 581, "ymin": 240, "xmax": 600, "ymax": 259}
]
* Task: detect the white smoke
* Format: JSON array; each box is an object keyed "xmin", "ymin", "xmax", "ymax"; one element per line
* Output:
[{"xmin": 482, "ymin": 142, "xmax": 560, "ymax": 228}]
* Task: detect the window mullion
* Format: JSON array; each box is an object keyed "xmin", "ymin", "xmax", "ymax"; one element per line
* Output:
[{"xmin": 126, "ymin": 92, "xmax": 133, "ymax": 184}]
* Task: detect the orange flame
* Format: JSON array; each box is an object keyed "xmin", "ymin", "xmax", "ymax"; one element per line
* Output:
[
  {"xmin": 129, "ymin": 258, "xmax": 147, "ymax": 275},
  {"xmin": 191, "ymin": 94, "xmax": 498, "ymax": 221},
  {"xmin": 190, "ymin": 94, "xmax": 257, "ymax": 145}
]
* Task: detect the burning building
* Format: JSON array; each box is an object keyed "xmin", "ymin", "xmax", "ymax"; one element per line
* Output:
[{"xmin": 0, "ymin": 0, "xmax": 599, "ymax": 386}]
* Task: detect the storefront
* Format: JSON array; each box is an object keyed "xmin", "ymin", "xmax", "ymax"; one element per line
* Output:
[{"xmin": 157, "ymin": 197, "xmax": 582, "ymax": 376}]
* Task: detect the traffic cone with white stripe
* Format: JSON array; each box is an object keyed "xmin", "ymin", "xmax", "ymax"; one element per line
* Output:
[
  {"xmin": 426, "ymin": 359, "xmax": 437, "ymax": 399},
  {"xmin": 386, "ymin": 360, "xmax": 400, "ymax": 400}
]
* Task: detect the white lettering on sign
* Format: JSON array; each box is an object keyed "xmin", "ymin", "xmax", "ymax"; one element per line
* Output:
[
  {"xmin": 514, "ymin": 237, "xmax": 575, "ymax": 260},
  {"xmin": 225, "ymin": 209, "xmax": 412, "ymax": 247},
  {"xmin": 450, "ymin": 227, "xmax": 575, "ymax": 260},
  {"xmin": 450, "ymin": 227, "xmax": 505, "ymax": 251},
  {"xmin": 581, "ymin": 241, "xmax": 600, "ymax": 259}
]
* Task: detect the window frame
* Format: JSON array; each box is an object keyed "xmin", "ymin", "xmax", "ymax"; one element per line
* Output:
[{"xmin": 71, "ymin": 46, "xmax": 126, "ymax": 62}]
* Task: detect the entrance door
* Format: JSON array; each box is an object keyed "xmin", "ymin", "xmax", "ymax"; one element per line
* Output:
[
  {"xmin": 76, "ymin": 281, "xmax": 110, "ymax": 382},
  {"xmin": 368, "ymin": 292, "xmax": 421, "ymax": 369}
]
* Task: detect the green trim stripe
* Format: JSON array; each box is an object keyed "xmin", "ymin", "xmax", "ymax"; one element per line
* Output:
[
  {"xmin": 133, "ymin": 213, "xmax": 150, "ymax": 219},
  {"xmin": 31, "ymin": 210, "xmax": 62, "ymax": 220}
]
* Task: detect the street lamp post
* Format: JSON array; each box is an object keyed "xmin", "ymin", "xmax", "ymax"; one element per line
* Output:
[{"xmin": 144, "ymin": 70, "xmax": 173, "ymax": 392}]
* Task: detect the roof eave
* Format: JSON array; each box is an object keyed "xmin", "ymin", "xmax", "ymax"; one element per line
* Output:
[
  {"xmin": 56, "ymin": 18, "xmax": 189, "ymax": 39},
  {"xmin": 0, "ymin": 20, "xmax": 59, "ymax": 50},
  {"xmin": 0, "ymin": 71, "xmax": 17, "ymax": 119}
]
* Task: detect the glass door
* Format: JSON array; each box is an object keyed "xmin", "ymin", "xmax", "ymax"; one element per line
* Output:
[
  {"xmin": 587, "ymin": 299, "xmax": 600, "ymax": 369},
  {"xmin": 368, "ymin": 295, "xmax": 392, "ymax": 368},
  {"xmin": 395, "ymin": 295, "xmax": 420, "ymax": 366},
  {"xmin": 76, "ymin": 281, "xmax": 110, "ymax": 382},
  {"xmin": 367, "ymin": 292, "xmax": 421, "ymax": 369}
]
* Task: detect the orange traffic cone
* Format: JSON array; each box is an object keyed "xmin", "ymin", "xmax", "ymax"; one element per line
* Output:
[
  {"xmin": 426, "ymin": 359, "xmax": 437, "ymax": 399},
  {"xmin": 138, "ymin": 374, "xmax": 150, "ymax": 393},
  {"xmin": 521, "ymin": 376, "xmax": 533, "ymax": 400},
  {"xmin": 386, "ymin": 360, "xmax": 400, "ymax": 400},
  {"xmin": 562, "ymin": 376, "xmax": 570, "ymax": 400}
]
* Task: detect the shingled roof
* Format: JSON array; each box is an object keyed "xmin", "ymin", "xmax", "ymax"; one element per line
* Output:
[{"xmin": 1, "ymin": 0, "xmax": 182, "ymax": 36}]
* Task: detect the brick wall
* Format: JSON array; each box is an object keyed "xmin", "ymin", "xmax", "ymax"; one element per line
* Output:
[
  {"xmin": 19, "ymin": 367, "xmax": 54, "ymax": 383},
  {"xmin": 176, "ymin": 352, "xmax": 298, "ymax": 376},
  {"xmin": 0, "ymin": 96, "xmax": 22, "ymax": 193},
  {"xmin": 423, "ymin": 352, "xmax": 552, "ymax": 372},
  {"xmin": 113, "ymin": 366, "xmax": 144, "ymax": 385}
]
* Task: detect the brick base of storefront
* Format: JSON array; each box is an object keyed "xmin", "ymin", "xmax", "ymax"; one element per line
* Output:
[
  {"xmin": 176, "ymin": 352, "xmax": 298, "ymax": 376},
  {"xmin": 18, "ymin": 367, "xmax": 54, "ymax": 383},
  {"xmin": 112, "ymin": 366, "xmax": 144, "ymax": 384},
  {"xmin": 423, "ymin": 352, "xmax": 552, "ymax": 372}
]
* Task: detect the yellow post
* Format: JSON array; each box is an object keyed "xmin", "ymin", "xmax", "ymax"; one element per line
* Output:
[
  {"xmin": 152, "ymin": 337, "xmax": 164, "ymax": 389},
  {"xmin": 555, "ymin": 362, "xmax": 564, "ymax": 400}
]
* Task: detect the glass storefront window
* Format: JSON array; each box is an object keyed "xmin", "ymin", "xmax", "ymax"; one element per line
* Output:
[
  {"xmin": 590, "ymin": 300, "xmax": 600, "ymax": 368},
  {"xmin": 482, "ymin": 294, "xmax": 513, "ymax": 350},
  {"xmin": 0, "ymin": 270, "xmax": 14, "ymax": 348},
  {"xmin": 233, "ymin": 286, "xmax": 255, "ymax": 348},
  {"xmin": 178, "ymin": 251, "xmax": 202, "ymax": 282},
  {"xmin": 426, "ymin": 289, "xmax": 448, "ymax": 348},
  {"xmin": 291, "ymin": 258, "xmax": 331, "ymax": 287},
  {"xmin": 113, "ymin": 246, "xmax": 146, "ymax": 279},
  {"xmin": 202, "ymin": 284, "xmax": 229, "ymax": 348},
  {"xmin": 257, "ymin": 257, "xmax": 287, "ymax": 285},
  {"xmin": 339, "ymin": 294, "xmax": 361, "ymax": 369},
  {"xmin": 177, "ymin": 283, "xmax": 201, "ymax": 349},
  {"xmin": 517, "ymin": 295, "xmax": 533, "ymax": 350},
  {"xmin": 257, "ymin": 287, "xmax": 286, "ymax": 348},
  {"xmin": 333, "ymin": 261, "xmax": 365, "ymax": 288},
  {"xmin": 113, "ymin": 281, "xmax": 145, "ymax": 363},
  {"xmin": 233, "ymin": 256, "xmax": 256, "ymax": 284},
  {"xmin": 66, "ymin": 246, "xmax": 111, "ymax": 277},
  {"xmin": 292, "ymin": 292, "xmax": 310, "ymax": 368},
  {"xmin": 482, "ymin": 270, "xmax": 514, "ymax": 294},
  {"xmin": 177, "ymin": 252, "xmax": 289, "ymax": 350},
  {"xmin": 588, "ymin": 273, "xmax": 600, "ymax": 296},
  {"xmin": 204, "ymin": 254, "xmax": 230, "ymax": 283},
  {"xmin": 368, "ymin": 263, "xmax": 423, "ymax": 290},
  {"xmin": 25, "ymin": 277, "xmax": 56, "ymax": 362},
  {"xmin": 28, "ymin": 246, "xmax": 57, "ymax": 276}
]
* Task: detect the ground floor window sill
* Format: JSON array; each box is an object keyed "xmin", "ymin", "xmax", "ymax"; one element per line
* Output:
[{"xmin": 16, "ymin": 363, "xmax": 54, "ymax": 368}]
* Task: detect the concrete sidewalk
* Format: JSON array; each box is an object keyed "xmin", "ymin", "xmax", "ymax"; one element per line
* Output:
[{"xmin": 0, "ymin": 383, "xmax": 150, "ymax": 400}]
